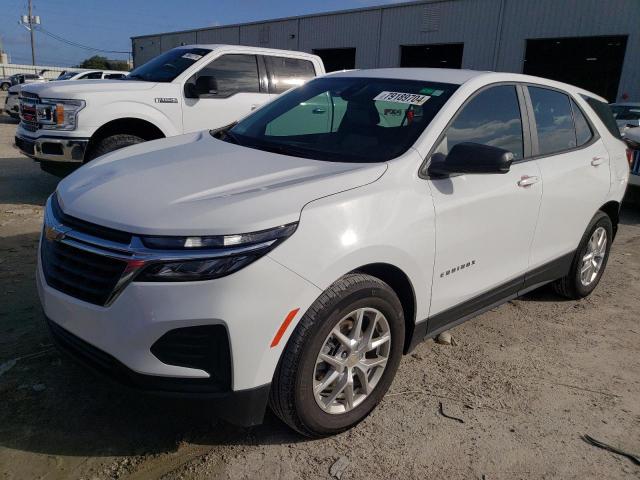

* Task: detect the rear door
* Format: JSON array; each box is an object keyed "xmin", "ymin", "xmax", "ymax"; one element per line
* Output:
[
  {"xmin": 427, "ymin": 84, "xmax": 543, "ymax": 324},
  {"xmin": 524, "ymin": 86, "xmax": 610, "ymax": 271},
  {"xmin": 182, "ymin": 54, "xmax": 270, "ymax": 133}
]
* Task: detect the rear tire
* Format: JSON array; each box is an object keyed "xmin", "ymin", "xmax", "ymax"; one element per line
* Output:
[
  {"xmin": 86, "ymin": 134, "xmax": 144, "ymax": 162},
  {"xmin": 553, "ymin": 211, "xmax": 612, "ymax": 299},
  {"xmin": 269, "ymin": 274, "xmax": 405, "ymax": 437}
]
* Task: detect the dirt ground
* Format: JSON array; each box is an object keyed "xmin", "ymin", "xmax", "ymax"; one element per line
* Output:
[{"xmin": 1, "ymin": 95, "xmax": 639, "ymax": 479}]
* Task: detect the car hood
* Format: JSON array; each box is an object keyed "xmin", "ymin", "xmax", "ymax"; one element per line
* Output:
[
  {"xmin": 22, "ymin": 79, "xmax": 157, "ymax": 98},
  {"xmin": 56, "ymin": 132, "xmax": 387, "ymax": 236}
]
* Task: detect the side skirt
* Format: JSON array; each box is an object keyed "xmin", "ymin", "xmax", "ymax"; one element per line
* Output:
[{"xmin": 405, "ymin": 252, "xmax": 574, "ymax": 353}]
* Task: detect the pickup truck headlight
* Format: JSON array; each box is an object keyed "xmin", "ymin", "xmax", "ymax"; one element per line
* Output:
[
  {"xmin": 135, "ymin": 223, "xmax": 297, "ymax": 282},
  {"xmin": 37, "ymin": 98, "xmax": 85, "ymax": 130}
]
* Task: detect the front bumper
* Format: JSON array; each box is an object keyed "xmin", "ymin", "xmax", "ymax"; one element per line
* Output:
[
  {"xmin": 46, "ymin": 316, "xmax": 271, "ymax": 426},
  {"xmin": 15, "ymin": 132, "xmax": 88, "ymax": 163},
  {"xmin": 37, "ymin": 206, "xmax": 321, "ymax": 425}
]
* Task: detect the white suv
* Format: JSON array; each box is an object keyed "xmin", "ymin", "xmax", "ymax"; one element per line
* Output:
[
  {"xmin": 38, "ymin": 69, "xmax": 630, "ymax": 436},
  {"xmin": 15, "ymin": 45, "xmax": 324, "ymax": 175}
]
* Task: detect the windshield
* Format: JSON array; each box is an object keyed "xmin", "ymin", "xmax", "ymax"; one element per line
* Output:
[
  {"xmin": 56, "ymin": 71, "xmax": 80, "ymax": 80},
  {"xmin": 126, "ymin": 47, "xmax": 211, "ymax": 82},
  {"xmin": 228, "ymin": 76, "xmax": 457, "ymax": 162}
]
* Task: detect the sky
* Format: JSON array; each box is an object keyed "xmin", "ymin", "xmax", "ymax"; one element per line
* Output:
[{"xmin": 0, "ymin": 0, "xmax": 406, "ymax": 67}]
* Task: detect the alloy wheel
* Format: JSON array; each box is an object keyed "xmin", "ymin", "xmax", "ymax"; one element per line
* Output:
[
  {"xmin": 313, "ymin": 307, "xmax": 391, "ymax": 414},
  {"xmin": 580, "ymin": 226, "xmax": 607, "ymax": 286}
]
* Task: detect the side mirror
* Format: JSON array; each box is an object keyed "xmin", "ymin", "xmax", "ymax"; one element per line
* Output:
[
  {"xmin": 184, "ymin": 75, "xmax": 218, "ymax": 99},
  {"xmin": 196, "ymin": 75, "xmax": 218, "ymax": 96},
  {"xmin": 428, "ymin": 142, "xmax": 514, "ymax": 176}
]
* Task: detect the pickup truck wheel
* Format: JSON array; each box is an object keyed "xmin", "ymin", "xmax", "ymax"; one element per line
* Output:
[
  {"xmin": 269, "ymin": 274, "xmax": 404, "ymax": 437},
  {"xmin": 86, "ymin": 134, "xmax": 144, "ymax": 161},
  {"xmin": 553, "ymin": 211, "xmax": 612, "ymax": 299}
]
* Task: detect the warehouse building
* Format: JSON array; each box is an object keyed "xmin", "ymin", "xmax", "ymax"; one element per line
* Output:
[{"xmin": 131, "ymin": 0, "xmax": 640, "ymax": 102}]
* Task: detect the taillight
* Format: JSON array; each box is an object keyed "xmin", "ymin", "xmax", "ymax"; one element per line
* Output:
[{"xmin": 626, "ymin": 148, "xmax": 634, "ymax": 167}]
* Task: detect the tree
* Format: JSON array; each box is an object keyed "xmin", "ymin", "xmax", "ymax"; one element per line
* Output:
[{"xmin": 77, "ymin": 55, "xmax": 129, "ymax": 71}]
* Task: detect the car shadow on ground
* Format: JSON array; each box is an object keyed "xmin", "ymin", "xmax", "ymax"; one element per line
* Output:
[
  {"xmin": 0, "ymin": 117, "xmax": 19, "ymax": 125},
  {"xmin": 0, "ymin": 155, "xmax": 59, "ymax": 206},
  {"xmin": 0, "ymin": 233, "xmax": 307, "ymax": 460}
]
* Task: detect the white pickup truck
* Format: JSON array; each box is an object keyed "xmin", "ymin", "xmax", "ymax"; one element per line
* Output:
[{"xmin": 15, "ymin": 45, "xmax": 324, "ymax": 174}]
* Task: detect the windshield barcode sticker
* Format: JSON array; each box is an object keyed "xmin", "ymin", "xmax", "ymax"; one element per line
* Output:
[
  {"xmin": 374, "ymin": 91, "xmax": 430, "ymax": 105},
  {"xmin": 182, "ymin": 53, "xmax": 203, "ymax": 61}
]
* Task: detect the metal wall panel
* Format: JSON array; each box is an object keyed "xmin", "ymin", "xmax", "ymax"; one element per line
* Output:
[
  {"xmin": 132, "ymin": 36, "xmax": 161, "ymax": 66},
  {"xmin": 498, "ymin": 0, "xmax": 640, "ymax": 100},
  {"xmin": 378, "ymin": 0, "xmax": 502, "ymax": 69},
  {"xmin": 298, "ymin": 10, "xmax": 382, "ymax": 68},
  {"xmin": 159, "ymin": 31, "xmax": 197, "ymax": 52},
  {"xmin": 196, "ymin": 26, "xmax": 240, "ymax": 45},
  {"xmin": 131, "ymin": 0, "xmax": 639, "ymax": 100},
  {"xmin": 239, "ymin": 19, "xmax": 300, "ymax": 51}
]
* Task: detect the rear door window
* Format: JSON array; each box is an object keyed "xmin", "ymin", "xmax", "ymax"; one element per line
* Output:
[
  {"xmin": 528, "ymin": 86, "xmax": 576, "ymax": 155},
  {"xmin": 264, "ymin": 56, "xmax": 316, "ymax": 94}
]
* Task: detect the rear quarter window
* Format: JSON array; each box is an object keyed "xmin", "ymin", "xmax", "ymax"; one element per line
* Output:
[{"xmin": 583, "ymin": 96, "xmax": 621, "ymax": 139}]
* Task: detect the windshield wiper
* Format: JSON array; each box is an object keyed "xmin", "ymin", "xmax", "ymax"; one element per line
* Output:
[
  {"xmin": 125, "ymin": 74, "xmax": 145, "ymax": 81},
  {"xmin": 249, "ymin": 141, "xmax": 325, "ymax": 160}
]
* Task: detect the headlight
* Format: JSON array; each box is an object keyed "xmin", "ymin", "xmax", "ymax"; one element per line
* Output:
[
  {"xmin": 37, "ymin": 98, "xmax": 85, "ymax": 130},
  {"xmin": 135, "ymin": 223, "xmax": 297, "ymax": 282}
]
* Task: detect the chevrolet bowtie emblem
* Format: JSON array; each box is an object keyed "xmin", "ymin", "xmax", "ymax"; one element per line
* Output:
[{"xmin": 45, "ymin": 225, "xmax": 67, "ymax": 242}]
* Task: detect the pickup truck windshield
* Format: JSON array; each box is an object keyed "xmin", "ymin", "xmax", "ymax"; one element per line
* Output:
[
  {"xmin": 56, "ymin": 71, "xmax": 80, "ymax": 80},
  {"xmin": 228, "ymin": 77, "xmax": 457, "ymax": 162},
  {"xmin": 126, "ymin": 47, "xmax": 211, "ymax": 83}
]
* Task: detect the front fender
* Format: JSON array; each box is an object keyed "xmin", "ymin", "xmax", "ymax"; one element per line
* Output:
[
  {"xmin": 268, "ymin": 167, "xmax": 436, "ymax": 322},
  {"xmin": 82, "ymin": 100, "xmax": 181, "ymax": 137}
]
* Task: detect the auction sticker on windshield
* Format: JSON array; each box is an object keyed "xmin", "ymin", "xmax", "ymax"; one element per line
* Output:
[
  {"xmin": 182, "ymin": 53, "xmax": 203, "ymax": 61},
  {"xmin": 374, "ymin": 91, "xmax": 430, "ymax": 105}
]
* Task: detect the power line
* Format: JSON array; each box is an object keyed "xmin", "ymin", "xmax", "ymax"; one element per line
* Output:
[{"xmin": 35, "ymin": 25, "xmax": 131, "ymax": 55}]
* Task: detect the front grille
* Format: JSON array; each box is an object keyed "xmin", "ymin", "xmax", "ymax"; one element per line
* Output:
[
  {"xmin": 20, "ymin": 121, "xmax": 38, "ymax": 132},
  {"xmin": 151, "ymin": 325, "xmax": 231, "ymax": 389},
  {"xmin": 632, "ymin": 149, "xmax": 640, "ymax": 176},
  {"xmin": 41, "ymin": 235, "xmax": 128, "ymax": 306},
  {"xmin": 51, "ymin": 195, "xmax": 132, "ymax": 244}
]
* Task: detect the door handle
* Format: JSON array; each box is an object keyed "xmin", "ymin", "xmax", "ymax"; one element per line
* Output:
[
  {"xmin": 312, "ymin": 107, "xmax": 326, "ymax": 114},
  {"xmin": 591, "ymin": 156, "xmax": 605, "ymax": 166},
  {"xmin": 517, "ymin": 175, "xmax": 540, "ymax": 187}
]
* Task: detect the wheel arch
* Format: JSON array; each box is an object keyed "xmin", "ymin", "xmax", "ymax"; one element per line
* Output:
[
  {"xmin": 87, "ymin": 117, "xmax": 165, "ymax": 157},
  {"xmin": 599, "ymin": 200, "xmax": 620, "ymax": 239},
  {"xmin": 349, "ymin": 262, "xmax": 418, "ymax": 354}
]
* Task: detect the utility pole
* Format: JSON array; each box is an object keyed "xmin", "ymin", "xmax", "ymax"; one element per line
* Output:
[
  {"xmin": 28, "ymin": 0, "xmax": 35, "ymax": 66},
  {"xmin": 20, "ymin": 0, "xmax": 40, "ymax": 70}
]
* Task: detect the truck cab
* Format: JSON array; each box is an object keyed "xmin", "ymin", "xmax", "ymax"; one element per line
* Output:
[{"xmin": 14, "ymin": 45, "xmax": 324, "ymax": 175}]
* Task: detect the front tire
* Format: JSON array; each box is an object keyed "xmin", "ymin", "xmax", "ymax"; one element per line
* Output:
[
  {"xmin": 0, "ymin": 83, "xmax": 9, "ymax": 91},
  {"xmin": 86, "ymin": 134, "xmax": 144, "ymax": 162},
  {"xmin": 269, "ymin": 274, "xmax": 405, "ymax": 437},
  {"xmin": 553, "ymin": 211, "xmax": 612, "ymax": 299}
]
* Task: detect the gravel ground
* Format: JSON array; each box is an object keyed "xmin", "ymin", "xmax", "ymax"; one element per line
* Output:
[{"xmin": 1, "ymin": 100, "xmax": 639, "ymax": 479}]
